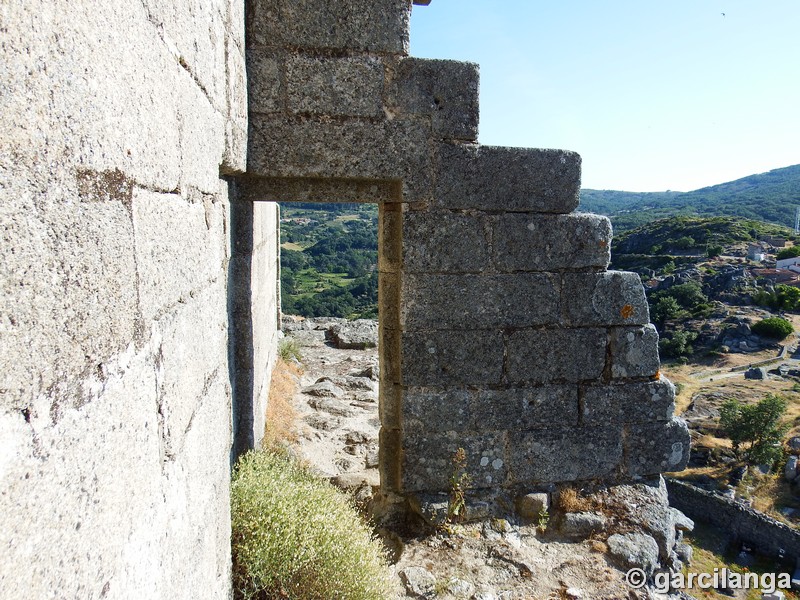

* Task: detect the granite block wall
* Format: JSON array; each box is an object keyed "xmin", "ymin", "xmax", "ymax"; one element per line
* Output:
[
  {"xmin": 242, "ymin": 0, "xmax": 690, "ymax": 508},
  {"xmin": 1, "ymin": 0, "xmax": 279, "ymax": 597}
]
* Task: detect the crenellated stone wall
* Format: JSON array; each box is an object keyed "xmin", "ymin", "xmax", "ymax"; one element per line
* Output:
[{"xmin": 241, "ymin": 0, "xmax": 690, "ymax": 511}]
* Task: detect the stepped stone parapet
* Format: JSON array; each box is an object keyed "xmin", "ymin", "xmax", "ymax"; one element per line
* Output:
[{"xmin": 241, "ymin": 0, "xmax": 690, "ymax": 511}]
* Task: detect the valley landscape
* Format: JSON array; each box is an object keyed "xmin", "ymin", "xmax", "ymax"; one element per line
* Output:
[{"xmin": 278, "ymin": 164, "xmax": 800, "ymax": 599}]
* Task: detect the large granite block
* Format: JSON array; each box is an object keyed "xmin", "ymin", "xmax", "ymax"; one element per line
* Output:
[
  {"xmin": 610, "ymin": 325, "xmax": 661, "ymax": 379},
  {"xmin": 388, "ymin": 57, "xmax": 479, "ymax": 141},
  {"xmin": 625, "ymin": 418, "xmax": 691, "ymax": 477},
  {"xmin": 286, "ymin": 55, "xmax": 384, "ymax": 117},
  {"xmin": 562, "ymin": 271, "xmax": 649, "ymax": 326},
  {"xmin": 400, "ymin": 273, "xmax": 560, "ymax": 329},
  {"xmin": 507, "ymin": 328, "xmax": 607, "ymax": 384},
  {"xmin": 403, "ymin": 430, "xmax": 509, "ymax": 491},
  {"xmin": 582, "ymin": 378, "xmax": 676, "ymax": 425},
  {"xmin": 247, "ymin": 0, "xmax": 410, "ymax": 53},
  {"xmin": 248, "ymin": 115, "xmax": 431, "ymax": 203},
  {"xmin": 401, "ymin": 330, "xmax": 504, "ymax": 386},
  {"xmin": 494, "ymin": 213, "xmax": 611, "ymax": 272},
  {"xmin": 403, "ymin": 385, "xmax": 579, "ymax": 433},
  {"xmin": 435, "ymin": 144, "xmax": 581, "ymax": 213},
  {"xmin": 247, "ymin": 51, "xmax": 283, "ymax": 114},
  {"xmin": 402, "ymin": 211, "xmax": 491, "ymax": 273},
  {"xmin": 508, "ymin": 426, "xmax": 623, "ymax": 483}
]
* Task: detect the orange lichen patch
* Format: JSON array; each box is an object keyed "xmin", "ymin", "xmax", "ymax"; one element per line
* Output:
[
  {"xmin": 620, "ymin": 304, "xmax": 634, "ymax": 319},
  {"xmin": 598, "ymin": 240, "xmax": 608, "ymax": 248},
  {"xmin": 652, "ymin": 370, "xmax": 661, "ymax": 380}
]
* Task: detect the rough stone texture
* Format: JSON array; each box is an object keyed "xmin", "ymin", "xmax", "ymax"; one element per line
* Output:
[
  {"xmin": 248, "ymin": 115, "xmax": 432, "ymax": 203},
  {"xmin": 516, "ymin": 493, "xmax": 550, "ymax": 520},
  {"xmin": 507, "ymin": 328, "xmax": 607, "ymax": 384},
  {"xmin": 435, "ymin": 144, "xmax": 581, "ymax": 213},
  {"xmin": 582, "ymin": 378, "xmax": 676, "ymax": 424},
  {"xmin": 1, "ymin": 0, "xmax": 271, "ymax": 596},
  {"xmin": 247, "ymin": 0, "xmax": 411, "ymax": 53},
  {"xmin": 403, "ymin": 430, "xmax": 509, "ymax": 491},
  {"xmin": 389, "ymin": 58, "xmax": 480, "ymax": 141},
  {"xmin": 508, "ymin": 427, "xmax": 623, "ymax": 483},
  {"xmin": 607, "ymin": 533, "xmax": 660, "ymax": 576},
  {"xmin": 402, "ymin": 211, "xmax": 492, "ymax": 273},
  {"xmin": 403, "ymin": 386, "xmax": 579, "ymax": 433},
  {"xmin": 325, "ymin": 319, "xmax": 379, "ymax": 349},
  {"xmin": 610, "ymin": 325, "xmax": 661, "ymax": 379},
  {"xmin": 560, "ymin": 512, "xmax": 608, "ymax": 538},
  {"xmin": 401, "ymin": 273, "xmax": 560, "ymax": 329},
  {"xmin": 562, "ymin": 271, "xmax": 649, "ymax": 326},
  {"xmin": 401, "ymin": 330, "xmax": 505, "ymax": 386},
  {"xmin": 494, "ymin": 213, "xmax": 612, "ymax": 272},
  {"xmin": 285, "ymin": 56, "xmax": 385, "ymax": 117},
  {"xmin": 625, "ymin": 418, "xmax": 691, "ymax": 477}
]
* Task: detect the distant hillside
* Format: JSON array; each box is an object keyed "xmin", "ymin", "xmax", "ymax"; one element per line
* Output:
[
  {"xmin": 580, "ymin": 164, "xmax": 800, "ymax": 233},
  {"xmin": 612, "ymin": 216, "xmax": 792, "ymax": 256}
]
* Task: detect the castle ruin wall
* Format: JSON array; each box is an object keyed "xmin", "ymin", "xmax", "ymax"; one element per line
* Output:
[{"xmin": 1, "ymin": 0, "xmax": 279, "ymax": 596}]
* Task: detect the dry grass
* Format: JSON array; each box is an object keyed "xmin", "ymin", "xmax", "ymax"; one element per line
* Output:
[
  {"xmin": 557, "ymin": 488, "xmax": 600, "ymax": 513},
  {"xmin": 263, "ymin": 358, "xmax": 303, "ymax": 449}
]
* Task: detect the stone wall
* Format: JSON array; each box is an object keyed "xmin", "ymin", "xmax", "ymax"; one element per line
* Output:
[
  {"xmin": 0, "ymin": 0, "xmax": 279, "ymax": 597},
  {"xmin": 668, "ymin": 479, "xmax": 800, "ymax": 560},
  {"xmin": 242, "ymin": 0, "xmax": 690, "ymax": 510}
]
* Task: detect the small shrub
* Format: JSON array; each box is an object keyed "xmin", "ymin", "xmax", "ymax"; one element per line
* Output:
[
  {"xmin": 231, "ymin": 450, "xmax": 392, "ymax": 600},
  {"xmin": 447, "ymin": 447, "xmax": 472, "ymax": 523},
  {"xmin": 278, "ymin": 337, "xmax": 303, "ymax": 362},
  {"xmin": 751, "ymin": 317, "xmax": 794, "ymax": 340}
]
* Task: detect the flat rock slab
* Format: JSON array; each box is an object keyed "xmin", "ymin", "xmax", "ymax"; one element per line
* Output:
[{"xmin": 326, "ymin": 319, "xmax": 378, "ymax": 349}]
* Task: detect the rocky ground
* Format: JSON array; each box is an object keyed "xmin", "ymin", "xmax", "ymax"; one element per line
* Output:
[{"xmin": 278, "ymin": 316, "xmax": 694, "ymax": 600}]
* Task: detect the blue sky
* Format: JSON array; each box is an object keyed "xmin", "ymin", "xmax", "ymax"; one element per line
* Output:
[{"xmin": 410, "ymin": 1, "xmax": 800, "ymax": 192}]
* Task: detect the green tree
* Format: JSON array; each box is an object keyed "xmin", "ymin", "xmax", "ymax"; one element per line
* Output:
[
  {"xmin": 658, "ymin": 330, "xmax": 697, "ymax": 358},
  {"xmin": 706, "ymin": 244, "xmax": 723, "ymax": 258},
  {"xmin": 719, "ymin": 395, "xmax": 789, "ymax": 466},
  {"xmin": 751, "ymin": 316, "xmax": 794, "ymax": 339},
  {"xmin": 651, "ymin": 296, "xmax": 681, "ymax": 326},
  {"xmin": 777, "ymin": 246, "xmax": 800, "ymax": 260}
]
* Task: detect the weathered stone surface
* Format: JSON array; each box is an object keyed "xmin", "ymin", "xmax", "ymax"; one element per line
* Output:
[
  {"xmin": 247, "ymin": 51, "xmax": 283, "ymax": 114},
  {"xmin": 402, "ymin": 330, "xmax": 505, "ymax": 386},
  {"xmin": 402, "ymin": 211, "xmax": 492, "ymax": 273},
  {"xmin": 141, "ymin": 0, "xmax": 228, "ymax": 111},
  {"xmin": 403, "ymin": 385, "xmax": 579, "ymax": 433},
  {"xmin": 610, "ymin": 325, "xmax": 660, "ymax": 379},
  {"xmin": 403, "ymin": 430, "xmax": 508, "ymax": 491},
  {"xmin": 435, "ymin": 144, "xmax": 581, "ymax": 213},
  {"xmin": 389, "ymin": 58, "xmax": 479, "ymax": 140},
  {"xmin": 516, "ymin": 492, "xmax": 550, "ymax": 520},
  {"xmin": 625, "ymin": 418, "xmax": 691, "ymax": 477},
  {"xmin": 560, "ymin": 512, "xmax": 608, "ymax": 538},
  {"xmin": 507, "ymin": 328, "xmax": 606, "ymax": 384},
  {"xmin": 472, "ymin": 387, "xmax": 580, "ymax": 430},
  {"xmin": 247, "ymin": 0, "xmax": 411, "ymax": 53},
  {"xmin": 248, "ymin": 115, "xmax": 432, "ymax": 203},
  {"xmin": 133, "ymin": 188, "xmax": 227, "ymax": 322},
  {"xmin": 401, "ymin": 273, "xmax": 560, "ymax": 329},
  {"xmin": 325, "ymin": 319, "xmax": 378, "ymax": 349},
  {"xmin": 403, "ymin": 388, "xmax": 473, "ymax": 433},
  {"xmin": 494, "ymin": 213, "xmax": 611, "ymax": 272},
  {"xmin": 607, "ymin": 532, "xmax": 660, "ymax": 576},
  {"xmin": 508, "ymin": 426, "xmax": 623, "ymax": 483},
  {"xmin": 285, "ymin": 55, "xmax": 384, "ymax": 117},
  {"xmin": 399, "ymin": 566, "xmax": 437, "ymax": 597},
  {"xmin": 562, "ymin": 271, "xmax": 649, "ymax": 326},
  {"xmin": 582, "ymin": 378, "xmax": 676, "ymax": 424}
]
